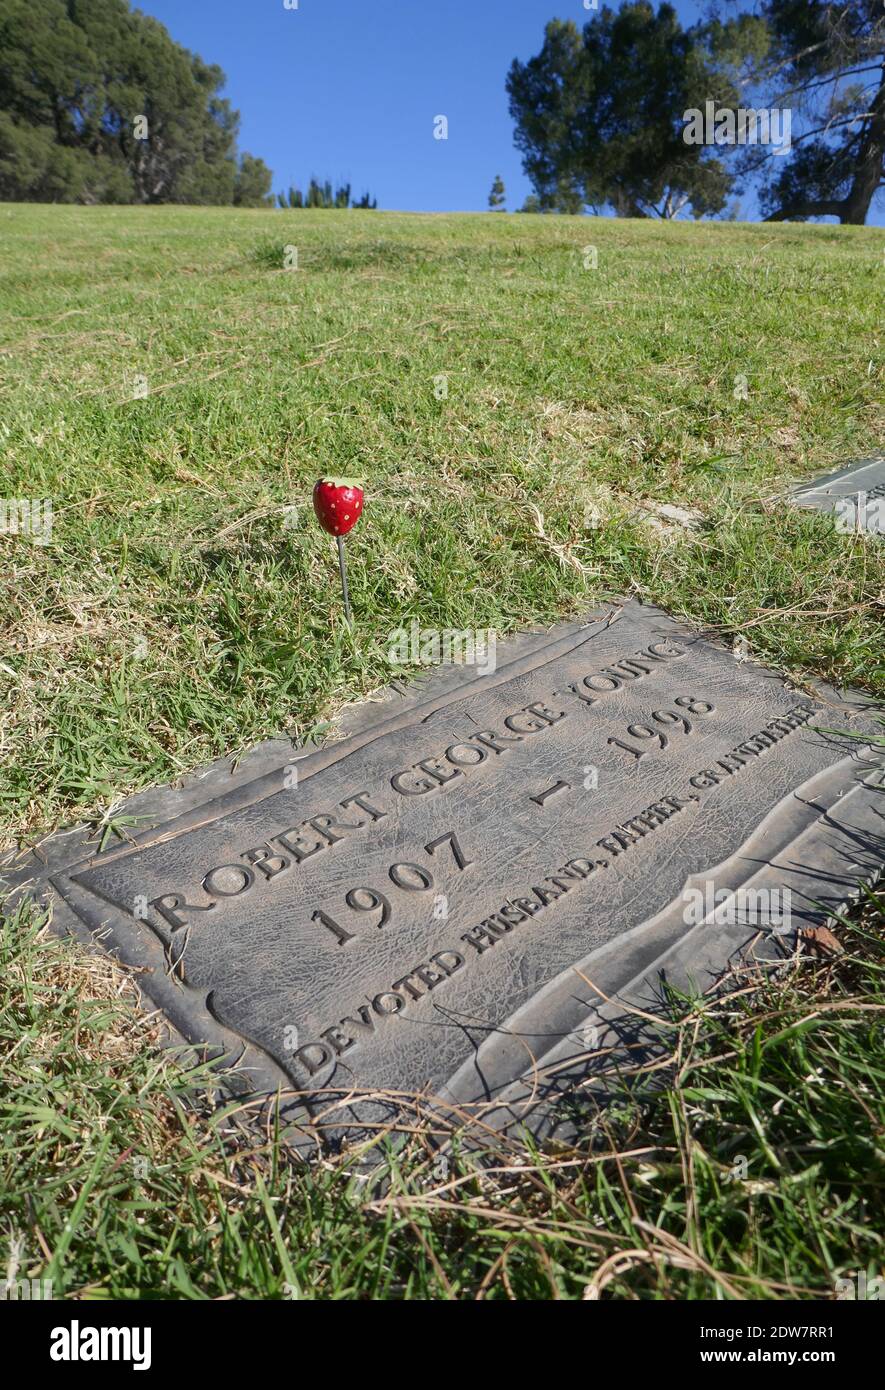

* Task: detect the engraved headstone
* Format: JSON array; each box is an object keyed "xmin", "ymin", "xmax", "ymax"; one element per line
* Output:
[
  {"xmin": 790, "ymin": 453, "xmax": 885, "ymax": 533},
  {"xmin": 3, "ymin": 601, "xmax": 883, "ymax": 1142}
]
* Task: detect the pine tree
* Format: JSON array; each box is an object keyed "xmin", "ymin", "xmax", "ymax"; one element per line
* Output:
[
  {"xmin": 0, "ymin": 0, "xmax": 272, "ymax": 205},
  {"xmin": 488, "ymin": 174, "xmax": 506, "ymax": 210},
  {"xmin": 276, "ymin": 179, "xmax": 377, "ymax": 209}
]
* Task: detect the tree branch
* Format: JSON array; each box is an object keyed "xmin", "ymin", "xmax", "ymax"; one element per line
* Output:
[
  {"xmin": 763, "ymin": 198, "xmax": 844, "ymax": 221},
  {"xmin": 773, "ymin": 63, "xmax": 884, "ymax": 104}
]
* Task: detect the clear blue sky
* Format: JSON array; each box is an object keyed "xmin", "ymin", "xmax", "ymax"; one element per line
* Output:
[
  {"xmin": 137, "ymin": 0, "xmax": 709, "ymax": 213},
  {"xmin": 136, "ymin": 1, "xmax": 883, "ymax": 223}
]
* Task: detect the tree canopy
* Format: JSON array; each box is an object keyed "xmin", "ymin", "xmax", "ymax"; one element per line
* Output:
[
  {"xmin": 277, "ymin": 180, "xmax": 378, "ymax": 209},
  {"xmin": 507, "ymin": 0, "xmax": 885, "ymax": 223},
  {"xmin": 747, "ymin": 1, "xmax": 885, "ymax": 224},
  {"xmin": 0, "ymin": 0, "xmax": 272, "ymax": 204},
  {"xmin": 507, "ymin": 3, "xmax": 737, "ymax": 219}
]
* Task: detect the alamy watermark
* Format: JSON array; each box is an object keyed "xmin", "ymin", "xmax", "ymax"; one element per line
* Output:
[
  {"xmin": 2, "ymin": 1277, "xmax": 53, "ymax": 1300},
  {"xmin": 682, "ymin": 882, "xmax": 792, "ymax": 934},
  {"xmin": 0, "ymin": 497, "xmax": 52, "ymax": 544},
  {"xmin": 387, "ymin": 621, "xmax": 497, "ymax": 676},
  {"xmin": 834, "ymin": 1271, "xmax": 881, "ymax": 1301},
  {"xmin": 834, "ymin": 490, "xmax": 885, "ymax": 535},
  {"xmin": 50, "ymin": 1321, "xmax": 152, "ymax": 1369},
  {"xmin": 683, "ymin": 100, "xmax": 791, "ymax": 156}
]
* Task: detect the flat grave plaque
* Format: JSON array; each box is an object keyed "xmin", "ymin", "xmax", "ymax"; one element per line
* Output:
[
  {"xmin": 790, "ymin": 453, "xmax": 885, "ymax": 531},
  {"xmin": 3, "ymin": 601, "xmax": 883, "ymax": 1139}
]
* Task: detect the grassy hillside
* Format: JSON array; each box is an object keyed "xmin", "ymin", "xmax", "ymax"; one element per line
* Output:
[
  {"xmin": 1, "ymin": 207, "xmax": 883, "ymax": 1301},
  {"xmin": 0, "ymin": 205, "xmax": 882, "ymax": 836}
]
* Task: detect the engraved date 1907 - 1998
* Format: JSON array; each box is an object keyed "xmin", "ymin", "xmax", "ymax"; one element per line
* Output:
[{"xmin": 311, "ymin": 830, "xmax": 472, "ymax": 946}]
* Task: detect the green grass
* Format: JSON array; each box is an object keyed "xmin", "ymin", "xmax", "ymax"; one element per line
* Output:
[
  {"xmin": 1, "ymin": 206, "xmax": 883, "ymax": 833},
  {"xmin": 1, "ymin": 205, "xmax": 883, "ymax": 1299},
  {"xmin": 2, "ymin": 895, "xmax": 882, "ymax": 1299}
]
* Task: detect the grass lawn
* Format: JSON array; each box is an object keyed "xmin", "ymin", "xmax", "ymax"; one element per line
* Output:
[{"xmin": 1, "ymin": 205, "xmax": 883, "ymax": 1299}]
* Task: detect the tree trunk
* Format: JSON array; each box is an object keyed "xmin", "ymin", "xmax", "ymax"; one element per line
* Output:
[
  {"xmin": 766, "ymin": 74, "xmax": 885, "ymax": 226},
  {"xmin": 839, "ymin": 76, "xmax": 885, "ymax": 224}
]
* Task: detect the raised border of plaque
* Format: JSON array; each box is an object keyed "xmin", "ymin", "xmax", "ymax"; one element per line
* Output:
[{"xmin": 789, "ymin": 452, "xmax": 885, "ymax": 527}]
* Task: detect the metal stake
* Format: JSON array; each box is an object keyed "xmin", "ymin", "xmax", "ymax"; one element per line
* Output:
[{"xmin": 336, "ymin": 534, "xmax": 352, "ymax": 625}]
